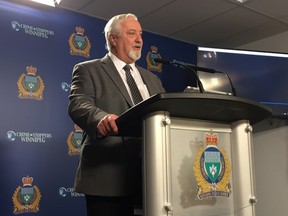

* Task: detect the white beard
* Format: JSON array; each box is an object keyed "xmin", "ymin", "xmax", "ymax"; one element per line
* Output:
[{"xmin": 128, "ymin": 49, "xmax": 141, "ymax": 61}]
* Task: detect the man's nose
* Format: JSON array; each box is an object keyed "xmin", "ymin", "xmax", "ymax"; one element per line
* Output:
[{"xmin": 135, "ymin": 33, "xmax": 143, "ymax": 43}]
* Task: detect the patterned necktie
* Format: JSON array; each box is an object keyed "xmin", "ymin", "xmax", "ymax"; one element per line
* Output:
[{"xmin": 123, "ymin": 65, "xmax": 143, "ymax": 105}]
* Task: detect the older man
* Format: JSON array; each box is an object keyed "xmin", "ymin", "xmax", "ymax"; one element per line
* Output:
[{"xmin": 68, "ymin": 13, "xmax": 165, "ymax": 216}]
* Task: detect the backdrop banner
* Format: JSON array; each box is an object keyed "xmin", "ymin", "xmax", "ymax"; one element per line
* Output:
[{"xmin": 0, "ymin": 1, "xmax": 197, "ymax": 215}]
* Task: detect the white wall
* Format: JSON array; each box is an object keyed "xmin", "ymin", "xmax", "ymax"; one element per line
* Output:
[
  {"xmin": 238, "ymin": 31, "xmax": 288, "ymax": 53},
  {"xmin": 238, "ymin": 33, "xmax": 288, "ymax": 216}
]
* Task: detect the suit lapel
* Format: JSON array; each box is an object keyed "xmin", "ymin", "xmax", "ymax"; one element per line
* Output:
[
  {"xmin": 101, "ymin": 55, "xmax": 134, "ymax": 107},
  {"xmin": 137, "ymin": 66, "xmax": 154, "ymax": 96}
]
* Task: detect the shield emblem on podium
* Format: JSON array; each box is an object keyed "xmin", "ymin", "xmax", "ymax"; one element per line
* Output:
[
  {"xmin": 204, "ymin": 147, "xmax": 221, "ymax": 182},
  {"xmin": 194, "ymin": 131, "xmax": 231, "ymax": 199}
]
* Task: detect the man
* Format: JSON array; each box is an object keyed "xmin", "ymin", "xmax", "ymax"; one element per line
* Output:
[{"xmin": 68, "ymin": 13, "xmax": 165, "ymax": 216}]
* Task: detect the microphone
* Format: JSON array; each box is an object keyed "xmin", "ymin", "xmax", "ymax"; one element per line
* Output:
[
  {"xmin": 154, "ymin": 58, "xmax": 216, "ymax": 73},
  {"xmin": 153, "ymin": 58, "xmax": 205, "ymax": 93},
  {"xmin": 153, "ymin": 58, "xmax": 170, "ymax": 65}
]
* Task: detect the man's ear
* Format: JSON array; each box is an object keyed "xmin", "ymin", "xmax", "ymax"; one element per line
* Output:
[{"xmin": 109, "ymin": 35, "xmax": 117, "ymax": 47}]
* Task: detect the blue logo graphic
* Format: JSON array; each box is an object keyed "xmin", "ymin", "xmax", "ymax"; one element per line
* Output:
[
  {"xmin": 61, "ymin": 82, "xmax": 70, "ymax": 92},
  {"xmin": 11, "ymin": 21, "xmax": 21, "ymax": 31},
  {"xmin": 59, "ymin": 187, "xmax": 84, "ymax": 198},
  {"xmin": 7, "ymin": 130, "xmax": 16, "ymax": 141}
]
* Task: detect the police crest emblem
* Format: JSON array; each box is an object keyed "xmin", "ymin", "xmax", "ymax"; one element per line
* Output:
[
  {"xmin": 12, "ymin": 176, "xmax": 41, "ymax": 214},
  {"xmin": 193, "ymin": 131, "xmax": 231, "ymax": 199},
  {"xmin": 146, "ymin": 45, "xmax": 162, "ymax": 72},
  {"xmin": 68, "ymin": 26, "xmax": 91, "ymax": 58},
  {"xmin": 67, "ymin": 124, "xmax": 83, "ymax": 156},
  {"xmin": 17, "ymin": 66, "xmax": 45, "ymax": 100}
]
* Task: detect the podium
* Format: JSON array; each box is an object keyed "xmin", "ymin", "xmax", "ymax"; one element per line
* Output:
[{"xmin": 116, "ymin": 93, "xmax": 272, "ymax": 216}]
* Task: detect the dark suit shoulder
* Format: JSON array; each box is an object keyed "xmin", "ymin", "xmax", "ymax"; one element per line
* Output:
[
  {"xmin": 75, "ymin": 59, "xmax": 101, "ymax": 67},
  {"xmin": 73, "ymin": 59, "xmax": 105, "ymax": 74},
  {"xmin": 75, "ymin": 55, "xmax": 111, "ymax": 69}
]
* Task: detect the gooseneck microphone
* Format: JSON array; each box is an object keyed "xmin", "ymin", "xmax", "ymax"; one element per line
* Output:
[
  {"xmin": 153, "ymin": 58, "xmax": 237, "ymax": 96},
  {"xmin": 154, "ymin": 58, "xmax": 206, "ymax": 93},
  {"xmin": 154, "ymin": 58, "xmax": 216, "ymax": 73}
]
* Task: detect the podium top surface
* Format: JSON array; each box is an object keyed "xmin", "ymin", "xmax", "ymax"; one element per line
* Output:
[{"xmin": 116, "ymin": 93, "xmax": 272, "ymax": 137}]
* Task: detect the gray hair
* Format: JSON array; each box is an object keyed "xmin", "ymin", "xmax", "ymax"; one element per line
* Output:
[{"xmin": 104, "ymin": 13, "xmax": 138, "ymax": 51}]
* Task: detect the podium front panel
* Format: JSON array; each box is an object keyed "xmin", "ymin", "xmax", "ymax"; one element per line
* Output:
[
  {"xmin": 142, "ymin": 112, "xmax": 256, "ymax": 216},
  {"xmin": 169, "ymin": 119, "xmax": 234, "ymax": 216}
]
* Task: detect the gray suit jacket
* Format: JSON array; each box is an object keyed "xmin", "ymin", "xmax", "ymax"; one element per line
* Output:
[{"xmin": 68, "ymin": 54, "xmax": 165, "ymax": 196}]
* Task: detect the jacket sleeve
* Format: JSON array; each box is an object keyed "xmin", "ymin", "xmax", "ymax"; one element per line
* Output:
[{"xmin": 68, "ymin": 62, "xmax": 107, "ymax": 138}]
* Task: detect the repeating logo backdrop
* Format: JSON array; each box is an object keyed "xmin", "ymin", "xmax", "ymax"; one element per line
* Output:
[{"xmin": 0, "ymin": 1, "xmax": 197, "ymax": 215}]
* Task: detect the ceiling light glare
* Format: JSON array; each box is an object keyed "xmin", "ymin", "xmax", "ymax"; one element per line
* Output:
[
  {"xmin": 230, "ymin": 0, "xmax": 251, "ymax": 4},
  {"xmin": 31, "ymin": 0, "xmax": 61, "ymax": 7}
]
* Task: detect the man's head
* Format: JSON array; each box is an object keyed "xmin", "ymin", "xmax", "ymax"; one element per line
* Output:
[{"xmin": 104, "ymin": 13, "xmax": 143, "ymax": 64}]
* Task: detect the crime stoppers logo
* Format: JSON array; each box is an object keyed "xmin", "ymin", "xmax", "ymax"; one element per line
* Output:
[
  {"xmin": 7, "ymin": 130, "xmax": 52, "ymax": 143},
  {"xmin": 11, "ymin": 21, "xmax": 54, "ymax": 39},
  {"xmin": 193, "ymin": 130, "xmax": 231, "ymax": 200},
  {"xmin": 68, "ymin": 26, "xmax": 91, "ymax": 58},
  {"xmin": 59, "ymin": 187, "xmax": 84, "ymax": 198},
  {"xmin": 17, "ymin": 66, "xmax": 45, "ymax": 101},
  {"xmin": 12, "ymin": 176, "xmax": 41, "ymax": 214}
]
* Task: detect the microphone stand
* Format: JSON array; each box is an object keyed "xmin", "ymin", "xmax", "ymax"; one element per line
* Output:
[
  {"xmin": 170, "ymin": 60, "xmax": 205, "ymax": 93},
  {"xmin": 181, "ymin": 64, "xmax": 205, "ymax": 93}
]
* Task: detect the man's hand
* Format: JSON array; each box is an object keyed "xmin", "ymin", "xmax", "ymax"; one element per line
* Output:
[{"xmin": 97, "ymin": 114, "xmax": 119, "ymax": 138}]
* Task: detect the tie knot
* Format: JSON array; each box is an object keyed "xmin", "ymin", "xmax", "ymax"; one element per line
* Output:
[{"xmin": 123, "ymin": 65, "xmax": 132, "ymax": 72}]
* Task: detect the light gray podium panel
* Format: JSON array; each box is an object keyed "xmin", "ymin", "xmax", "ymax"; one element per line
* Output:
[
  {"xmin": 169, "ymin": 118, "xmax": 234, "ymax": 216},
  {"xmin": 143, "ymin": 112, "xmax": 256, "ymax": 216},
  {"xmin": 231, "ymin": 121, "xmax": 257, "ymax": 216},
  {"xmin": 143, "ymin": 111, "xmax": 170, "ymax": 216}
]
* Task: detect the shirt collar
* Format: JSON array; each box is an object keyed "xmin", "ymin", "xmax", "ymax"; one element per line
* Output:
[{"xmin": 108, "ymin": 52, "xmax": 136, "ymax": 72}]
